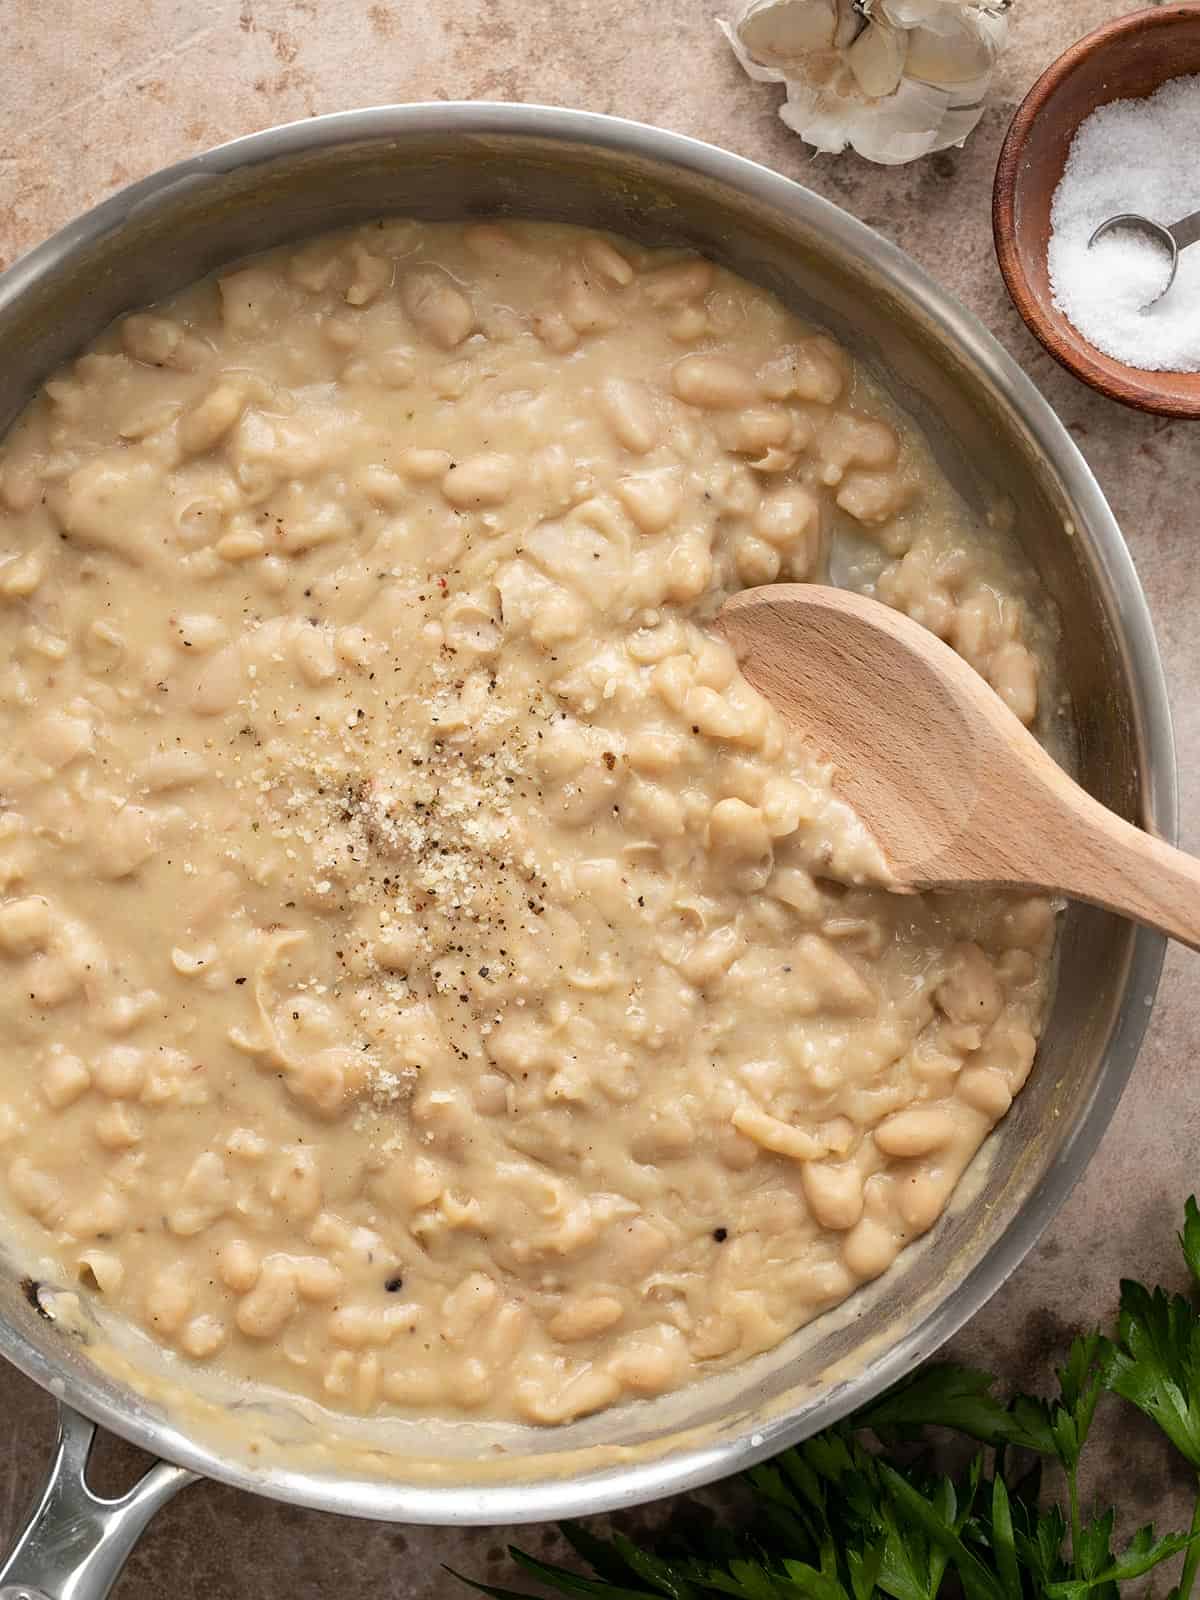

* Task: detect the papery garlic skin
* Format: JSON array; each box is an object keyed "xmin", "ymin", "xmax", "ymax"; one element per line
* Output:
[
  {"xmin": 736, "ymin": 0, "xmax": 842, "ymax": 65},
  {"xmin": 719, "ymin": 0, "xmax": 1009, "ymax": 165}
]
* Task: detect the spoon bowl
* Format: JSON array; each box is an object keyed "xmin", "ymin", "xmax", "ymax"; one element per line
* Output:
[
  {"xmin": 1087, "ymin": 212, "xmax": 1178, "ymax": 305},
  {"xmin": 717, "ymin": 584, "xmax": 1200, "ymax": 948}
]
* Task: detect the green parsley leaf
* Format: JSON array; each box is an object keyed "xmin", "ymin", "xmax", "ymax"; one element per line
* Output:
[
  {"xmin": 559, "ymin": 1526, "xmax": 670, "ymax": 1592},
  {"xmin": 876, "ymin": 1462, "xmax": 1006, "ymax": 1600},
  {"xmin": 446, "ymin": 1575, "xmax": 547, "ymax": 1600},
  {"xmin": 1044, "ymin": 1522, "xmax": 1199, "ymax": 1600},
  {"xmin": 1181, "ymin": 1196, "xmax": 1200, "ymax": 1293},
  {"xmin": 1015, "ymin": 1503, "xmax": 1068, "ymax": 1589},
  {"xmin": 877, "ymin": 1496, "xmax": 940, "ymax": 1600},
  {"xmin": 606, "ymin": 1532, "xmax": 704, "ymax": 1600},
  {"xmin": 988, "ymin": 1473, "xmax": 1022, "ymax": 1600},
  {"xmin": 446, "ymin": 1550, "xmax": 664, "ymax": 1600},
  {"xmin": 846, "ymin": 1541, "xmax": 885, "ymax": 1600},
  {"xmin": 1102, "ymin": 1279, "xmax": 1200, "ymax": 1468},
  {"xmin": 1075, "ymin": 1507, "xmax": 1116, "ymax": 1584},
  {"xmin": 1053, "ymin": 1333, "xmax": 1106, "ymax": 1471},
  {"xmin": 510, "ymin": 1547, "xmax": 670, "ymax": 1597}
]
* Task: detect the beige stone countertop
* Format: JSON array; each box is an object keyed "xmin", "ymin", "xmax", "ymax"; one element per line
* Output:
[{"xmin": 2, "ymin": 2, "xmax": 1198, "ymax": 1594}]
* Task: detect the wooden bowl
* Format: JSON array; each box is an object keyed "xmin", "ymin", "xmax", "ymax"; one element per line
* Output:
[{"xmin": 993, "ymin": 4, "xmax": 1200, "ymax": 417}]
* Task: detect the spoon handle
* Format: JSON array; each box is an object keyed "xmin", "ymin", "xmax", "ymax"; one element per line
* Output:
[
  {"xmin": 993, "ymin": 756, "xmax": 1200, "ymax": 951},
  {"xmin": 1062, "ymin": 818, "xmax": 1200, "ymax": 950},
  {"xmin": 1169, "ymin": 207, "xmax": 1200, "ymax": 252}
]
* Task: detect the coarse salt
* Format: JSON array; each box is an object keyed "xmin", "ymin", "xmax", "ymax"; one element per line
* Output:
[{"xmin": 1048, "ymin": 73, "xmax": 1200, "ymax": 373}]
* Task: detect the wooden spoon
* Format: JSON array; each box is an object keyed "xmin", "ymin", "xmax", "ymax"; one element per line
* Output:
[{"xmin": 716, "ymin": 583, "xmax": 1198, "ymax": 948}]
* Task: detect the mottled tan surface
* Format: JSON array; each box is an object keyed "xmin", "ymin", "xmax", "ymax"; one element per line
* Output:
[{"xmin": 1, "ymin": 1, "xmax": 1197, "ymax": 1595}]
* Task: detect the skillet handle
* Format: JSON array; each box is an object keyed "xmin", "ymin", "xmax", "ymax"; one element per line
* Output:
[{"xmin": 0, "ymin": 1403, "xmax": 198, "ymax": 1600}]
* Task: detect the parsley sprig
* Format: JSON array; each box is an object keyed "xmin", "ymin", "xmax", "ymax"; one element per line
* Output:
[{"xmin": 455, "ymin": 1197, "xmax": 1200, "ymax": 1600}]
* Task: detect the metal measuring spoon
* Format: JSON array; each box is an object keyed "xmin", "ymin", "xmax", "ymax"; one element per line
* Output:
[{"xmin": 1088, "ymin": 207, "xmax": 1200, "ymax": 305}]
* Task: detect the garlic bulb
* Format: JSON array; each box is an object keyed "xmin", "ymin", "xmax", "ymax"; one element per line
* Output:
[{"xmin": 718, "ymin": 0, "xmax": 1009, "ymax": 165}]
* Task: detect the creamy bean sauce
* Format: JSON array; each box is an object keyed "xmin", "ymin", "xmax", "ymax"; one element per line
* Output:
[{"xmin": 0, "ymin": 220, "xmax": 1058, "ymax": 1425}]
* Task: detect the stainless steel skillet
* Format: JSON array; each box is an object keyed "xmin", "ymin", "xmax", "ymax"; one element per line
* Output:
[{"xmin": 0, "ymin": 102, "xmax": 1175, "ymax": 1600}]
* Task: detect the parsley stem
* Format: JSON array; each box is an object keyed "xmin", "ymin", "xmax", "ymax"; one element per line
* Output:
[
  {"xmin": 1178, "ymin": 1480, "xmax": 1200, "ymax": 1600},
  {"xmin": 1068, "ymin": 1462, "xmax": 1082, "ymax": 1572}
]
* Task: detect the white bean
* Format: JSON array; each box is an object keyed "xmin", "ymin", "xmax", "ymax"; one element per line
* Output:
[
  {"xmin": 835, "ymin": 470, "xmax": 911, "ymax": 528},
  {"xmin": 42, "ymin": 1051, "xmax": 90, "ymax": 1110},
  {"xmin": 137, "ymin": 751, "xmax": 209, "ymax": 792},
  {"xmin": 842, "ymin": 1217, "xmax": 899, "ymax": 1280},
  {"xmin": 0, "ymin": 896, "xmax": 50, "ymax": 955},
  {"xmin": 218, "ymin": 1239, "xmax": 261, "ymax": 1293},
  {"xmin": 600, "ymin": 378, "xmax": 659, "ymax": 454},
  {"xmin": 268, "ymin": 1145, "xmax": 322, "ymax": 1220},
  {"xmin": 191, "ymin": 645, "xmax": 244, "ymax": 715},
  {"xmin": 562, "ymin": 267, "xmax": 618, "ymax": 335},
  {"xmin": 178, "ymin": 383, "xmax": 245, "ymax": 456},
  {"xmin": 0, "ymin": 550, "xmax": 44, "ymax": 598},
  {"xmin": 442, "ymin": 1271, "xmax": 499, "ymax": 1341},
  {"xmin": 582, "ymin": 236, "xmax": 634, "ymax": 285},
  {"xmin": 708, "ymin": 798, "xmax": 770, "ymax": 860},
  {"xmin": 8, "ymin": 1157, "xmax": 64, "ymax": 1225},
  {"xmin": 957, "ymin": 1065, "xmax": 1014, "ymax": 1119},
  {"xmin": 293, "ymin": 1256, "xmax": 342, "ymax": 1301},
  {"xmin": 755, "ymin": 486, "xmax": 818, "ymax": 547},
  {"xmin": 398, "ymin": 446, "xmax": 452, "ymax": 481},
  {"xmin": 643, "ymin": 258, "xmax": 714, "ymax": 305},
  {"xmin": 873, "ymin": 1107, "xmax": 956, "ymax": 1158},
  {"xmin": 720, "ymin": 406, "xmax": 791, "ymax": 455},
  {"xmin": 760, "ymin": 336, "xmax": 846, "ymax": 404},
  {"xmin": 402, "ymin": 269, "xmax": 474, "ymax": 349},
  {"xmin": 329, "ymin": 1301, "xmax": 419, "ymax": 1347},
  {"xmin": 344, "ymin": 242, "xmax": 391, "ymax": 307},
  {"xmin": 145, "ymin": 1264, "xmax": 193, "ymax": 1334},
  {"xmin": 532, "ymin": 308, "xmax": 578, "ymax": 353},
  {"xmin": 615, "ymin": 469, "xmax": 681, "ymax": 535},
  {"xmin": 180, "ymin": 1314, "xmax": 227, "ymax": 1359},
  {"xmin": 441, "ymin": 453, "xmax": 515, "ymax": 509},
  {"xmin": 167, "ymin": 1150, "xmax": 232, "ymax": 1236},
  {"xmin": 65, "ymin": 1188, "xmax": 127, "ymax": 1239},
  {"xmin": 802, "ymin": 1162, "xmax": 865, "ymax": 1230},
  {"xmin": 293, "ymin": 626, "xmax": 338, "ymax": 686},
  {"xmin": 236, "ymin": 1257, "xmax": 299, "ymax": 1339},
  {"xmin": 936, "ymin": 943, "xmax": 1002, "ymax": 1027},
  {"xmin": 92, "ymin": 1046, "xmax": 145, "ymax": 1100},
  {"xmin": 549, "ymin": 1294, "xmax": 624, "ymax": 1343},
  {"xmin": 94, "ymin": 1104, "xmax": 142, "ymax": 1150},
  {"xmin": 121, "ymin": 313, "xmax": 183, "ymax": 366},
  {"xmin": 989, "ymin": 640, "xmax": 1038, "ymax": 726},
  {"xmin": 735, "ymin": 534, "xmax": 781, "ymax": 586}
]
